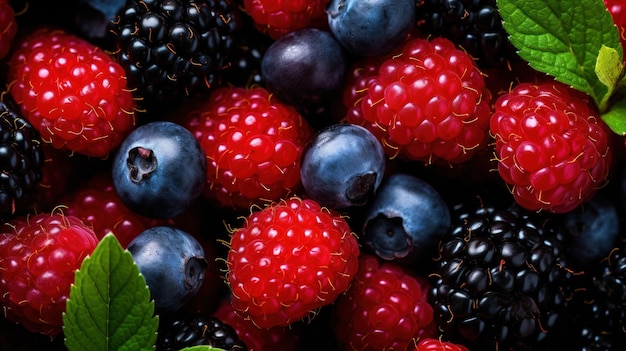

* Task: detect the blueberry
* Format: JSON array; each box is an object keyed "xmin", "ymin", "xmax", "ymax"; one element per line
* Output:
[
  {"xmin": 300, "ymin": 123, "xmax": 386, "ymax": 209},
  {"xmin": 127, "ymin": 226, "xmax": 208, "ymax": 313},
  {"xmin": 326, "ymin": 0, "xmax": 415, "ymax": 57},
  {"xmin": 362, "ymin": 173, "xmax": 451, "ymax": 262},
  {"xmin": 261, "ymin": 28, "xmax": 346, "ymax": 119},
  {"xmin": 563, "ymin": 195, "xmax": 620, "ymax": 268},
  {"xmin": 112, "ymin": 121, "xmax": 206, "ymax": 218}
]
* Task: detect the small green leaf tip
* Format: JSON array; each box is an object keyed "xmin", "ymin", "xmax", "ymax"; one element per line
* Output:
[
  {"xmin": 601, "ymin": 98, "xmax": 626, "ymax": 135},
  {"xmin": 497, "ymin": 0, "xmax": 623, "ymax": 110},
  {"xmin": 177, "ymin": 347, "xmax": 227, "ymax": 351},
  {"xmin": 63, "ymin": 233, "xmax": 159, "ymax": 351}
]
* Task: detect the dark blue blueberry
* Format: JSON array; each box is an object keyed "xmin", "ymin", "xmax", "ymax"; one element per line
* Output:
[
  {"xmin": 127, "ymin": 226, "xmax": 208, "ymax": 313},
  {"xmin": 300, "ymin": 123, "xmax": 386, "ymax": 209},
  {"xmin": 326, "ymin": 0, "xmax": 415, "ymax": 57},
  {"xmin": 362, "ymin": 173, "xmax": 451, "ymax": 262},
  {"xmin": 563, "ymin": 195, "xmax": 620, "ymax": 268},
  {"xmin": 112, "ymin": 121, "xmax": 206, "ymax": 218},
  {"xmin": 261, "ymin": 28, "xmax": 346, "ymax": 119}
]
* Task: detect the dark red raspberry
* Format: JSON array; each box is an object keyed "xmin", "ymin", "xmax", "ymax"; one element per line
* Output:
[
  {"xmin": 605, "ymin": 0, "xmax": 626, "ymax": 61},
  {"xmin": 413, "ymin": 338, "xmax": 470, "ymax": 351},
  {"xmin": 226, "ymin": 196, "xmax": 360, "ymax": 328},
  {"xmin": 0, "ymin": 0, "xmax": 17, "ymax": 59},
  {"xmin": 8, "ymin": 28, "xmax": 137, "ymax": 158},
  {"xmin": 62, "ymin": 173, "xmax": 156, "ymax": 248},
  {"xmin": 183, "ymin": 86, "xmax": 313, "ymax": 210},
  {"xmin": 0, "ymin": 212, "xmax": 99, "ymax": 336},
  {"xmin": 331, "ymin": 254, "xmax": 437, "ymax": 351},
  {"xmin": 490, "ymin": 81, "xmax": 613, "ymax": 213},
  {"xmin": 243, "ymin": 0, "xmax": 327, "ymax": 39},
  {"xmin": 213, "ymin": 298, "xmax": 300, "ymax": 351},
  {"xmin": 346, "ymin": 36, "xmax": 492, "ymax": 165}
]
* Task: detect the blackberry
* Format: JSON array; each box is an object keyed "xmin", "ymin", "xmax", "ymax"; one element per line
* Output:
[
  {"xmin": 415, "ymin": 0, "xmax": 517, "ymax": 68},
  {"xmin": 110, "ymin": 0, "xmax": 244, "ymax": 109},
  {"xmin": 0, "ymin": 93, "xmax": 44, "ymax": 219},
  {"xmin": 564, "ymin": 240, "xmax": 626, "ymax": 351},
  {"xmin": 429, "ymin": 200, "xmax": 576, "ymax": 350},
  {"xmin": 157, "ymin": 313, "xmax": 248, "ymax": 351}
]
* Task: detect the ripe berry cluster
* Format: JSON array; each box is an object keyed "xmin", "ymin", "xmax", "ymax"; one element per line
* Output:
[{"xmin": 1, "ymin": 1, "xmax": 626, "ymax": 351}]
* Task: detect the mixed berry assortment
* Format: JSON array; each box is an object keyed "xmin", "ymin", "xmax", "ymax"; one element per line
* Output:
[{"xmin": 1, "ymin": 0, "xmax": 626, "ymax": 350}]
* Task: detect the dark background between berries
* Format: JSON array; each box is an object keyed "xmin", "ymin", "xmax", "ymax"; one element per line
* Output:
[{"xmin": 2, "ymin": 0, "xmax": 626, "ymax": 350}]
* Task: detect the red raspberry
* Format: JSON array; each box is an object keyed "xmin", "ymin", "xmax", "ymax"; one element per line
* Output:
[
  {"xmin": 0, "ymin": 0, "xmax": 17, "ymax": 59},
  {"xmin": 213, "ymin": 298, "xmax": 300, "ymax": 351},
  {"xmin": 0, "ymin": 212, "xmax": 99, "ymax": 336},
  {"xmin": 491, "ymin": 82, "xmax": 613, "ymax": 213},
  {"xmin": 243, "ymin": 0, "xmax": 327, "ymax": 39},
  {"xmin": 62, "ymin": 173, "xmax": 156, "ymax": 248},
  {"xmin": 331, "ymin": 254, "xmax": 437, "ymax": 351},
  {"xmin": 7, "ymin": 28, "xmax": 136, "ymax": 158},
  {"xmin": 226, "ymin": 196, "xmax": 360, "ymax": 328},
  {"xmin": 490, "ymin": 82, "xmax": 613, "ymax": 213},
  {"xmin": 346, "ymin": 36, "xmax": 492, "ymax": 165},
  {"xmin": 33, "ymin": 144, "xmax": 83, "ymax": 213},
  {"xmin": 413, "ymin": 338, "xmax": 470, "ymax": 351},
  {"xmin": 183, "ymin": 87, "xmax": 313, "ymax": 210},
  {"xmin": 605, "ymin": 0, "xmax": 626, "ymax": 61}
]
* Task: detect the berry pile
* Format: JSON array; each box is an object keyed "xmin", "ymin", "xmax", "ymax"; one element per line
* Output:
[{"xmin": 2, "ymin": 0, "xmax": 626, "ymax": 351}]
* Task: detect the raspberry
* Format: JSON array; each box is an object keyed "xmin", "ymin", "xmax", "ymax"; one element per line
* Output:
[
  {"xmin": 605, "ymin": 0, "xmax": 626, "ymax": 61},
  {"xmin": 226, "ymin": 196, "xmax": 360, "ymax": 328},
  {"xmin": 243, "ymin": 0, "xmax": 327, "ymax": 40},
  {"xmin": 331, "ymin": 254, "xmax": 437, "ymax": 351},
  {"xmin": 183, "ymin": 86, "xmax": 313, "ymax": 209},
  {"xmin": 0, "ymin": 0, "xmax": 17, "ymax": 59},
  {"xmin": 7, "ymin": 28, "xmax": 137, "ymax": 158},
  {"xmin": 346, "ymin": 36, "xmax": 492, "ymax": 165},
  {"xmin": 490, "ymin": 82, "xmax": 613, "ymax": 213},
  {"xmin": 0, "ymin": 212, "xmax": 99, "ymax": 336},
  {"xmin": 62, "ymin": 173, "xmax": 158, "ymax": 248},
  {"xmin": 413, "ymin": 338, "xmax": 470, "ymax": 351},
  {"xmin": 213, "ymin": 298, "xmax": 300, "ymax": 351}
]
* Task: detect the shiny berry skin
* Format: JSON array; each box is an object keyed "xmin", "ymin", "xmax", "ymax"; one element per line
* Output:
[
  {"xmin": 346, "ymin": 36, "xmax": 492, "ymax": 165},
  {"xmin": 300, "ymin": 123, "xmax": 386, "ymax": 209},
  {"xmin": 490, "ymin": 82, "xmax": 613, "ymax": 213},
  {"xmin": 413, "ymin": 338, "xmax": 470, "ymax": 351},
  {"xmin": 112, "ymin": 121, "xmax": 207, "ymax": 219},
  {"xmin": 0, "ymin": 212, "xmax": 99, "ymax": 336},
  {"xmin": 183, "ymin": 86, "xmax": 313, "ymax": 210},
  {"xmin": 327, "ymin": 0, "xmax": 416, "ymax": 57},
  {"xmin": 128, "ymin": 226, "xmax": 208, "ymax": 313},
  {"xmin": 331, "ymin": 254, "xmax": 437, "ymax": 351},
  {"xmin": 0, "ymin": 0, "xmax": 17, "ymax": 59},
  {"xmin": 7, "ymin": 28, "xmax": 137, "ymax": 158},
  {"xmin": 226, "ymin": 196, "xmax": 360, "ymax": 328},
  {"xmin": 243, "ymin": 0, "xmax": 327, "ymax": 40}
]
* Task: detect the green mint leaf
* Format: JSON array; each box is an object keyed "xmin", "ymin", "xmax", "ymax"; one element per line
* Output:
[
  {"xmin": 498, "ymin": 0, "xmax": 623, "ymax": 110},
  {"xmin": 601, "ymin": 98, "xmax": 626, "ymax": 135},
  {"xmin": 178, "ymin": 347, "xmax": 226, "ymax": 351},
  {"xmin": 63, "ymin": 233, "xmax": 159, "ymax": 351},
  {"xmin": 596, "ymin": 45, "xmax": 625, "ymax": 111}
]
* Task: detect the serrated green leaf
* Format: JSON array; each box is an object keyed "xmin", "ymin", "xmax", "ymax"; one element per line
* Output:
[
  {"xmin": 63, "ymin": 233, "xmax": 159, "ymax": 351},
  {"xmin": 596, "ymin": 45, "xmax": 625, "ymax": 110},
  {"xmin": 498, "ymin": 0, "xmax": 623, "ymax": 110},
  {"xmin": 601, "ymin": 98, "xmax": 626, "ymax": 135},
  {"xmin": 178, "ymin": 347, "xmax": 226, "ymax": 351}
]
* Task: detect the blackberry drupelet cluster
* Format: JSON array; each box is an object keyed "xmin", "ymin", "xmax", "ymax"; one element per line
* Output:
[
  {"xmin": 0, "ymin": 94, "xmax": 44, "ymax": 219},
  {"xmin": 416, "ymin": 0, "xmax": 517, "ymax": 68},
  {"xmin": 565, "ymin": 240, "xmax": 626, "ymax": 351},
  {"xmin": 429, "ymin": 200, "xmax": 576, "ymax": 351},
  {"xmin": 157, "ymin": 313, "xmax": 247, "ymax": 351},
  {"xmin": 110, "ymin": 0, "xmax": 243, "ymax": 109}
]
